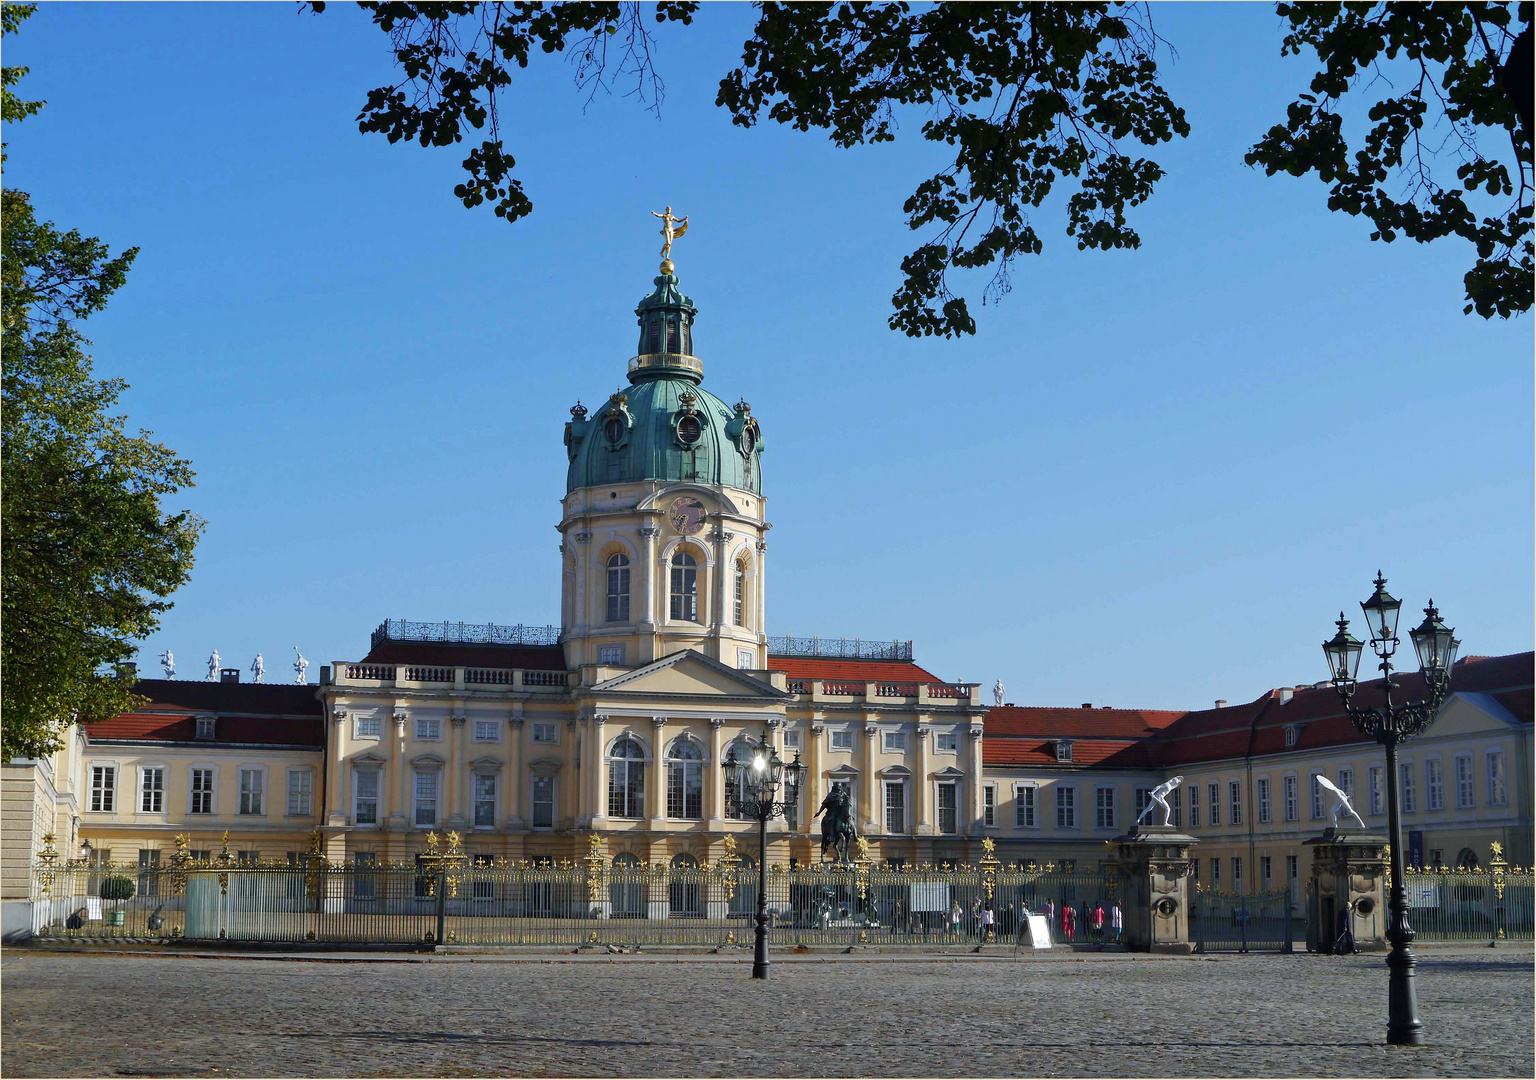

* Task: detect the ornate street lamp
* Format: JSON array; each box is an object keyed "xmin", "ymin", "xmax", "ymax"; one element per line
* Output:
[
  {"xmin": 1322, "ymin": 572, "xmax": 1459, "ymax": 1046},
  {"xmin": 722, "ymin": 732, "xmax": 806, "ymax": 979}
]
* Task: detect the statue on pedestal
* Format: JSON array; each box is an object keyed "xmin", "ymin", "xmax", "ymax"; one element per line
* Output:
[
  {"xmin": 1135, "ymin": 774, "xmax": 1185, "ymax": 827},
  {"xmin": 993, "ymin": 679, "xmax": 1005, "ymax": 707},
  {"xmin": 816, "ymin": 785, "xmax": 858, "ymax": 864},
  {"xmin": 250, "ymin": 653, "xmax": 265, "ymax": 684},
  {"xmin": 159, "ymin": 650, "xmax": 176, "ymax": 679},
  {"xmin": 1316, "ymin": 774, "xmax": 1368, "ymax": 829},
  {"xmin": 293, "ymin": 646, "xmax": 309, "ymax": 685},
  {"xmin": 206, "ymin": 649, "xmax": 221, "ymax": 682}
]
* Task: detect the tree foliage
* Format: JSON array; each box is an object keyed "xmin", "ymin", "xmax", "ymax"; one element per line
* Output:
[
  {"xmin": 1247, "ymin": 2, "xmax": 1532, "ymax": 318},
  {"xmin": 2, "ymin": 5, "xmax": 203, "ymax": 762}
]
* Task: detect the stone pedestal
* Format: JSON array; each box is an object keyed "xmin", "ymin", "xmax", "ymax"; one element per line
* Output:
[
  {"xmin": 1305, "ymin": 828, "xmax": 1388, "ymax": 953},
  {"xmin": 1111, "ymin": 824, "xmax": 1198, "ymax": 954}
]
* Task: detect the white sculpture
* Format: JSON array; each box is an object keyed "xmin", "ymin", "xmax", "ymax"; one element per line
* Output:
[
  {"xmin": 993, "ymin": 679, "xmax": 1006, "ymax": 707},
  {"xmin": 293, "ymin": 646, "xmax": 309, "ymax": 685},
  {"xmin": 250, "ymin": 653, "xmax": 265, "ymax": 684},
  {"xmin": 1136, "ymin": 774, "xmax": 1185, "ymax": 827},
  {"xmin": 206, "ymin": 649, "xmax": 221, "ymax": 681},
  {"xmin": 158, "ymin": 650, "xmax": 176, "ymax": 680},
  {"xmin": 1315, "ymin": 774, "xmax": 1368, "ymax": 829}
]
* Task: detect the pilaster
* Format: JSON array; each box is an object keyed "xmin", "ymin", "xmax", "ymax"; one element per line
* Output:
[
  {"xmin": 649, "ymin": 717, "xmax": 668, "ymax": 829},
  {"xmin": 389, "ymin": 711, "xmax": 409, "ymax": 831},
  {"xmin": 707, "ymin": 719, "xmax": 726, "ymax": 827},
  {"xmin": 914, "ymin": 722, "xmax": 933, "ymax": 836},
  {"xmin": 862, "ymin": 721, "xmax": 880, "ymax": 834}
]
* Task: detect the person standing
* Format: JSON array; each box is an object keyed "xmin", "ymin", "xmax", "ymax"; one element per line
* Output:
[
  {"xmin": 981, "ymin": 898, "xmax": 995, "ymax": 942},
  {"xmin": 1091, "ymin": 902, "xmax": 1105, "ymax": 943},
  {"xmin": 1045, "ymin": 898, "xmax": 1056, "ymax": 931},
  {"xmin": 950, "ymin": 899, "xmax": 963, "ymax": 941},
  {"xmin": 1111, "ymin": 901, "xmax": 1123, "ymax": 943},
  {"xmin": 1061, "ymin": 902, "xmax": 1074, "ymax": 942}
]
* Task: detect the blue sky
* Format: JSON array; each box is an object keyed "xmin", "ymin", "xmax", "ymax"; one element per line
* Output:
[{"xmin": 7, "ymin": 3, "xmax": 1531, "ymax": 706}]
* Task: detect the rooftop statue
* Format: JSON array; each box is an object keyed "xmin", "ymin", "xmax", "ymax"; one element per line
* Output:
[
  {"xmin": 816, "ymin": 785, "xmax": 858, "ymax": 864},
  {"xmin": 993, "ymin": 679, "xmax": 1005, "ymax": 707},
  {"xmin": 1316, "ymin": 774, "xmax": 1368, "ymax": 830},
  {"xmin": 206, "ymin": 649, "xmax": 221, "ymax": 681},
  {"xmin": 1135, "ymin": 774, "xmax": 1185, "ymax": 827},
  {"xmin": 159, "ymin": 650, "xmax": 176, "ymax": 680},
  {"xmin": 251, "ymin": 653, "xmax": 265, "ymax": 684},
  {"xmin": 293, "ymin": 646, "xmax": 309, "ymax": 685},
  {"xmin": 652, "ymin": 205, "xmax": 688, "ymax": 264}
]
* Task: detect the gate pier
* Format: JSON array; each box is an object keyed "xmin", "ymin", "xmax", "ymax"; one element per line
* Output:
[
  {"xmin": 1306, "ymin": 827, "xmax": 1388, "ymax": 952},
  {"xmin": 1111, "ymin": 824, "xmax": 1198, "ymax": 954}
]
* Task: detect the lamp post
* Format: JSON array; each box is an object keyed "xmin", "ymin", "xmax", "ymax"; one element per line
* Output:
[
  {"xmin": 1322, "ymin": 572, "xmax": 1459, "ymax": 1046},
  {"xmin": 722, "ymin": 732, "xmax": 806, "ymax": 979}
]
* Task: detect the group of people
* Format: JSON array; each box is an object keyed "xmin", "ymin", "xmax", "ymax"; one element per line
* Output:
[{"xmin": 1039, "ymin": 897, "xmax": 1123, "ymax": 944}]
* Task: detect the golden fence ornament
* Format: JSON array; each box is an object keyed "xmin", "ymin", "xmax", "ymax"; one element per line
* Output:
[
  {"xmin": 169, "ymin": 834, "xmax": 193, "ymax": 897},
  {"xmin": 218, "ymin": 831, "xmax": 232, "ymax": 895},
  {"xmin": 1491, "ymin": 842, "xmax": 1508, "ymax": 902},
  {"xmin": 978, "ymin": 836, "xmax": 1001, "ymax": 901},
  {"xmin": 37, "ymin": 834, "xmax": 59, "ymax": 896}
]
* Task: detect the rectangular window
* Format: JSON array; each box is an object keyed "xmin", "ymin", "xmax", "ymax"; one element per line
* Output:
[
  {"xmin": 1015, "ymin": 784, "xmax": 1036, "ymax": 828},
  {"xmin": 831, "ymin": 729, "xmax": 853, "ymax": 751},
  {"xmin": 1454, "ymin": 755, "xmax": 1474, "ymax": 808},
  {"xmin": 599, "ymin": 645, "xmax": 624, "ymax": 665},
  {"xmin": 1191, "ymin": 859, "xmax": 1199, "ymax": 882},
  {"xmin": 733, "ymin": 569, "xmax": 744, "ymax": 626},
  {"xmin": 1229, "ymin": 780, "xmax": 1242, "ymax": 826},
  {"xmin": 1310, "ymin": 773, "xmax": 1324, "ymax": 819},
  {"xmin": 1487, "ymin": 751, "xmax": 1507, "ymax": 806},
  {"xmin": 783, "ymin": 730, "xmax": 801, "ymax": 751},
  {"xmin": 736, "ymin": 647, "xmax": 754, "ymax": 669},
  {"xmin": 1056, "ymin": 786, "xmax": 1076, "ymax": 829},
  {"xmin": 287, "ymin": 771, "xmax": 313, "ymax": 816},
  {"xmin": 1399, "ymin": 762, "xmax": 1416, "ymax": 813},
  {"xmin": 415, "ymin": 718, "xmax": 440, "ymax": 741},
  {"xmin": 935, "ymin": 732, "xmax": 958, "ymax": 752},
  {"xmin": 1257, "ymin": 778, "xmax": 1271, "ymax": 824},
  {"xmin": 90, "ymin": 766, "xmax": 116, "ymax": 812},
  {"xmin": 1095, "ymin": 787, "xmax": 1115, "ymax": 829},
  {"xmin": 1211, "ymin": 858, "xmax": 1220, "ymax": 885},
  {"xmin": 1261, "ymin": 855, "xmax": 1272, "ymax": 883},
  {"xmin": 983, "ymin": 784, "xmax": 996, "ymax": 827},
  {"xmin": 353, "ymin": 852, "xmax": 377, "ymax": 900},
  {"xmin": 354, "ymin": 770, "xmax": 379, "ymax": 825},
  {"xmin": 196, "ymin": 716, "xmax": 215, "ymax": 740},
  {"xmin": 1337, "ymin": 767, "xmax": 1353, "ymax": 798},
  {"xmin": 1134, "ymin": 787, "xmax": 1152, "ymax": 822},
  {"xmin": 1425, "ymin": 759, "xmax": 1444, "ymax": 811},
  {"xmin": 1169, "ymin": 785, "xmax": 1182, "ymax": 829},
  {"xmin": 1370, "ymin": 766, "xmax": 1385, "ymax": 814},
  {"xmin": 883, "ymin": 731, "xmax": 907, "ymax": 753},
  {"xmin": 606, "ymin": 561, "xmax": 630, "ymax": 623},
  {"xmin": 1188, "ymin": 785, "xmax": 1199, "ymax": 829},
  {"xmin": 355, "ymin": 715, "xmax": 380, "ymax": 739},
  {"xmin": 936, "ymin": 782, "xmax": 958, "ymax": 835},
  {"xmin": 474, "ymin": 719, "xmax": 499, "ymax": 742},
  {"xmin": 531, "ymin": 775, "xmax": 555, "ymax": 828},
  {"xmin": 239, "ymin": 769, "xmax": 263, "ymax": 815},
  {"xmin": 1233, "ymin": 856, "xmax": 1242, "ymax": 886},
  {"xmin": 532, "ymin": 723, "xmax": 557, "ymax": 744},
  {"xmin": 473, "ymin": 774, "xmax": 496, "ymax": 828},
  {"xmin": 885, "ymin": 782, "xmax": 906, "ymax": 833},
  {"xmin": 138, "ymin": 849, "xmax": 160, "ymax": 898},
  {"xmin": 1288, "ymin": 854, "xmax": 1298, "ymax": 884},
  {"xmin": 190, "ymin": 769, "xmax": 214, "ymax": 814},
  {"xmin": 1208, "ymin": 783, "xmax": 1220, "ymax": 826},
  {"xmin": 1284, "ymin": 775, "xmax": 1298, "ymax": 821},
  {"xmin": 414, "ymin": 770, "xmax": 439, "ymax": 827},
  {"xmin": 237, "ymin": 850, "xmax": 259, "ymax": 867},
  {"xmin": 140, "ymin": 767, "xmax": 165, "ymax": 813}
]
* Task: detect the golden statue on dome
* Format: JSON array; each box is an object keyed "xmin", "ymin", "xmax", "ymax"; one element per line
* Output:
[{"xmin": 652, "ymin": 205, "xmax": 688, "ymax": 269}]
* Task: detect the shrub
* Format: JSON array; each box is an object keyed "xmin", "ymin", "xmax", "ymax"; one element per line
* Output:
[{"xmin": 99, "ymin": 875, "xmax": 136, "ymax": 902}]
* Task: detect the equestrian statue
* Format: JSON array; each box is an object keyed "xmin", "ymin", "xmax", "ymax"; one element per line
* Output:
[{"xmin": 816, "ymin": 785, "xmax": 859, "ymax": 864}]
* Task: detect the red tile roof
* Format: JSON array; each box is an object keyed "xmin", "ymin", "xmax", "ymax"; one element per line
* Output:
[
  {"xmin": 84, "ymin": 680, "xmax": 324, "ymax": 747},
  {"xmin": 361, "ymin": 640, "xmax": 567, "ymax": 670},
  {"xmin": 770, "ymin": 657, "xmax": 942, "ymax": 682}
]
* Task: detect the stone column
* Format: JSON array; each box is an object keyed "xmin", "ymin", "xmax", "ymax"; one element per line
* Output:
[
  {"xmin": 914, "ymin": 722, "xmax": 933, "ymax": 835},
  {"xmin": 806, "ymin": 721, "xmax": 824, "ymax": 837},
  {"xmin": 390, "ymin": 712, "xmax": 409, "ymax": 832},
  {"xmin": 588, "ymin": 715, "xmax": 607, "ymax": 828},
  {"xmin": 448, "ymin": 713, "xmax": 468, "ymax": 830},
  {"xmin": 1111, "ymin": 824, "xmax": 1199, "ymax": 953},
  {"xmin": 572, "ymin": 529, "xmax": 591, "ymax": 648},
  {"xmin": 966, "ymin": 724, "xmax": 984, "ymax": 835},
  {"xmin": 327, "ymin": 708, "xmax": 348, "ymax": 825},
  {"xmin": 711, "ymin": 526, "xmax": 733, "ymax": 641},
  {"xmin": 649, "ymin": 717, "xmax": 668, "ymax": 829},
  {"xmin": 755, "ymin": 538, "xmax": 768, "ymax": 654},
  {"xmin": 861, "ymin": 721, "xmax": 880, "ymax": 834},
  {"xmin": 638, "ymin": 525, "xmax": 659, "ymax": 648},
  {"xmin": 506, "ymin": 713, "xmax": 525, "ymax": 830},
  {"xmin": 707, "ymin": 719, "xmax": 725, "ymax": 827},
  {"xmin": 1305, "ymin": 827, "xmax": 1389, "ymax": 953}
]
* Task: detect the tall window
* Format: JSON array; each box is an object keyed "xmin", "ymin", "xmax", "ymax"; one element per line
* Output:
[
  {"xmin": 937, "ymin": 782, "xmax": 958, "ymax": 834},
  {"xmin": 1310, "ymin": 773, "xmax": 1324, "ymax": 819},
  {"xmin": 1425, "ymin": 759, "xmax": 1444, "ymax": 810},
  {"xmin": 1369, "ymin": 766, "xmax": 1385, "ymax": 814},
  {"xmin": 666, "ymin": 741, "xmax": 703, "ymax": 820},
  {"xmin": 191, "ymin": 769, "xmax": 214, "ymax": 814},
  {"xmin": 473, "ymin": 774, "xmax": 497, "ymax": 827},
  {"xmin": 239, "ymin": 769, "xmax": 264, "ymax": 815},
  {"xmin": 1134, "ymin": 787, "xmax": 1152, "ymax": 822},
  {"xmin": 140, "ymin": 767, "xmax": 165, "ymax": 813},
  {"xmin": 1233, "ymin": 857, "xmax": 1243, "ymax": 888},
  {"xmin": 1207, "ymin": 783, "xmax": 1220, "ymax": 826},
  {"xmin": 1095, "ymin": 787, "xmax": 1115, "ymax": 829},
  {"xmin": 885, "ymin": 782, "xmax": 906, "ymax": 833},
  {"xmin": 1337, "ymin": 767, "xmax": 1353, "ymax": 797},
  {"xmin": 531, "ymin": 775, "xmax": 555, "ymax": 828},
  {"xmin": 138, "ymin": 849, "xmax": 160, "ymax": 898},
  {"xmin": 983, "ymin": 784, "xmax": 996, "ymax": 827},
  {"xmin": 606, "ymin": 553, "xmax": 630, "ymax": 622},
  {"xmin": 608, "ymin": 737, "xmax": 646, "ymax": 819},
  {"xmin": 1169, "ymin": 786, "xmax": 1182, "ymax": 829},
  {"xmin": 287, "ymin": 771, "xmax": 313, "ymax": 816},
  {"xmin": 353, "ymin": 851, "xmax": 377, "ymax": 900},
  {"xmin": 90, "ymin": 766, "xmax": 116, "ymax": 812},
  {"xmin": 1228, "ymin": 780, "xmax": 1242, "ymax": 826},
  {"xmin": 733, "ymin": 560, "xmax": 747, "ymax": 626},
  {"xmin": 1398, "ymin": 762, "xmax": 1416, "ymax": 813},
  {"xmin": 1211, "ymin": 858, "xmax": 1220, "ymax": 885},
  {"xmin": 1056, "ymin": 785, "xmax": 1075, "ymax": 829},
  {"xmin": 1487, "ymin": 751, "xmax": 1507, "ymax": 806},
  {"xmin": 1187, "ymin": 784, "xmax": 1199, "ymax": 829},
  {"xmin": 414, "ymin": 770, "xmax": 439, "ymax": 827},
  {"xmin": 1261, "ymin": 855, "xmax": 1272, "ymax": 884},
  {"xmin": 354, "ymin": 770, "xmax": 379, "ymax": 825},
  {"xmin": 1455, "ymin": 755, "xmax": 1474, "ymax": 808},
  {"xmin": 1257, "ymin": 778, "xmax": 1271, "ymax": 824},
  {"xmin": 670, "ymin": 550, "xmax": 699, "ymax": 621},
  {"xmin": 1015, "ymin": 784, "xmax": 1036, "ymax": 828},
  {"xmin": 1283, "ymin": 775, "xmax": 1298, "ymax": 821}
]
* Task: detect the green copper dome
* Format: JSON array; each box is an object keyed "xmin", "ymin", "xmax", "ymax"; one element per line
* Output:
[{"xmin": 564, "ymin": 267, "xmax": 764, "ymax": 494}]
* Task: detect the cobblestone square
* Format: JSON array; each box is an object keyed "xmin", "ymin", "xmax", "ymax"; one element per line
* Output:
[{"xmin": 2, "ymin": 947, "xmax": 1531, "ymax": 1078}]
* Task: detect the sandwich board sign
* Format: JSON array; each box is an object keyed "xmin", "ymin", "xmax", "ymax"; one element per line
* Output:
[{"xmin": 1025, "ymin": 912, "xmax": 1053, "ymax": 949}]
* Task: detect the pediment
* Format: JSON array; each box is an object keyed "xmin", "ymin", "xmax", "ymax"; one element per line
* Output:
[
  {"xmin": 934, "ymin": 765, "xmax": 966, "ymax": 778},
  {"xmin": 592, "ymin": 649, "xmax": 788, "ymax": 700},
  {"xmin": 1422, "ymin": 692, "xmax": 1528, "ymax": 739},
  {"xmin": 352, "ymin": 751, "xmax": 387, "ymax": 765},
  {"xmin": 468, "ymin": 756, "xmax": 504, "ymax": 769}
]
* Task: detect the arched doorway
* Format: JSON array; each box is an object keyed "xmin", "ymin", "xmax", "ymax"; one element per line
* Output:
[
  {"xmin": 610, "ymin": 852, "xmax": 644, "ymax": 918},
  {"xmin": 729, "ymin": 853, "xmax": 757, "ymax": 919},
  {"xmin": 670, "ymin": 853, "xmax": 702, "ymax": 917}
]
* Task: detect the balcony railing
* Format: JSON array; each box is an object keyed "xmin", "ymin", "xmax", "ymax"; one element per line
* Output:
[
  {"xmin": 371, "ymin": 620, "xmax": 563, "ymax": 650},
  {"xmin": 767, "ymin": 636, "xmax": 913, "ymax": 661},
  {"xmin": 337, "ymin": 665, "xmax": 573, "ymax": 692},
  {"xmin": 780, "ymin": 679, "xmax": 979, "ymax": 704}
]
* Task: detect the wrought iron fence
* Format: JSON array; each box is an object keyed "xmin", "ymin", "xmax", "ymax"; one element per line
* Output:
[
  {"xmin": 766, "ymin": 636, "xmax": 913, "ymax": 661},
  {"xmin": 1193, "ymin": 887, "xmax": 1293, "ymax": 952},
  {"xmin": 29, "ymin": 860, "xmax": 1118, "ymax": 948},
  {"xmin": 1402, "ymin": 868, "xmax": 1534, "ymax": 942},
  {"xmin": 371, "ymin": 620, "xmax": 563, "ymax": 649}
]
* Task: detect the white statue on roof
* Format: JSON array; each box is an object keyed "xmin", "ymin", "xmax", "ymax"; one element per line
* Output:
[
  {"xmin": 251, "ymin": 652, "xmax": 265, "ymax": 684},
  {"xmin": 206, "ymin": 649, "xmax": 221, "ymax": 681},
  {"xmin": 1136, "ymin": 774, "xmax": 1185, "ymax": 827},
  {"xmin": 293, "ymin": 646, "xmax": 309, "ymax": 685},
  {"xmin": 159, "ymin": 650, "xmax": 176, "ymax": 679},
  {"xmin": 993, "ymin": 679, "xmax": 1005, "ymax": 707},
  {"xmin": 1316, "ymin": 774, "xmax": 1368, "ymax": 829}
]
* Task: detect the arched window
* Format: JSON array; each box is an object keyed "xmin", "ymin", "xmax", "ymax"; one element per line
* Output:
[
  {"xmin": 667, "ymin": 740, "xmax": 703, "ymax": 820},
  {"xmin": 729, "ymin": 852, "xmax": 757, "ymax": 918},
  {"xmin": 606, "ymin": 553, "xmax": 630, "ymax": 622},
  {"xmin": 670, "ymin": 550, "xmax": 699, "ymax": 622},
  {"xmin": 723, "ymin": 740, "xmax": 753, "ymax": 820},
  {"xmin": 1456, "ymin": 847, "xmax": 1480, "ymax": 870},
  {"xmin": 607, "ymin": 737, "xmax": 646, "ymax": 819},
  {"xmin": 733, "ymin": 559, "xmax": 748, "ymax": 626},
  {"xmin": 670, "ymin": 852, "xmax": 701, "ymax": 916}
]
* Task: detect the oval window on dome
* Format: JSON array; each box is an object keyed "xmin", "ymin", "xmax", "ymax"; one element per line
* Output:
[
  {"xmin": 677, "ymin": 415, "xmax": 701, "ymax": 446},
  {"xmin": 740, "ymin": 426, "xmax": 755, "ymax": 455},
  {"xmin": 604, "ymin": 416, "xmax": 625, "ymax": 444}
]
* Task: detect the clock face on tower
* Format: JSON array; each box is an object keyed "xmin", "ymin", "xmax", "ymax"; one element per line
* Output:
[{"xmin": 667, "ymin": 496, "xmax": 706, "ymax": 536}]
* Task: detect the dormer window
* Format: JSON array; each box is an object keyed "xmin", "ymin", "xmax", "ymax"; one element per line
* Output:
[
  {"xmin": 196, "ymin": 716, "xmax": 216, "ymax": 740},
  {"xmin": 1284, "ymin": 725, "xmax": 1300, "ymax": 748},
  {"xmin": 1055, "ymin": 739, "xmax": 1073, "ymax": 763}
]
